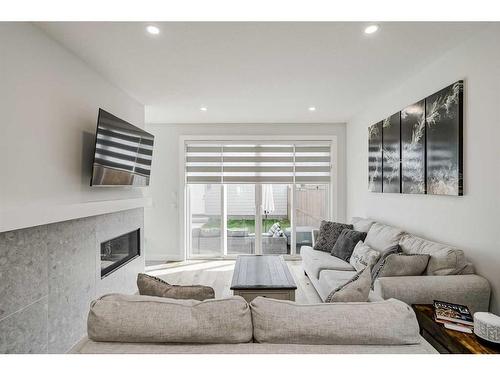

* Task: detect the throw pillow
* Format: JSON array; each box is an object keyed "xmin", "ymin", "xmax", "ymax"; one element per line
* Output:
[
  {"xmin": 325, "ymin": 267, "xmax": 371, "ymax": 303},
  {"xmin": 313, "ymin": 221, "xmax": 353, "ymax": 252},
  {"xmin": 272, "ymin": 227, "xmax": 285, "ymax": 238},
  {"xmin": 268, "ymin": 222, "xmax": 280, "ymax": 236},
  {"xmin": 137, "ymin": 273, "xmax": 215, "ymax": 301},
  {"xmin": 371, "ymin": 252, "xmax": 430, "ymax": 287},
  {"xmin": 370, "ymin": 245, "xmax": 403, "ymax": 280},
  {"xmin": 330, "ymin": 229, "xmax": 367, "ymax": 262},
  {"xmin": 349, "ymin": 241, "xmax": 381, "ymax": 271}
]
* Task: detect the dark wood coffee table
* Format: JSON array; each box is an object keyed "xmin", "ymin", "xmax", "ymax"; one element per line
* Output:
[
  {"xmin": 230, "ymin": 255, "xmax": 297, "ymax": 302},
  {"xmin": 412, "ymin": 304, "xmax": 500, "ymax": 354}
]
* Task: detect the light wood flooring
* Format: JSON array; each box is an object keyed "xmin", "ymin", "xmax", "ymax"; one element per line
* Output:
[{"xmin": 145, "ymin": 260, "xmax": 322, "ymax": 303}]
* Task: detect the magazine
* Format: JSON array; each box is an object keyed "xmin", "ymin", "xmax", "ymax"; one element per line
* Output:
[{"xmin": 433, "ymin": 300, "xmax": 474, "ymax": 326}]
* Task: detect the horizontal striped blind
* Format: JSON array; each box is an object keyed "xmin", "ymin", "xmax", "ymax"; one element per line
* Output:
[{"xmin": 185, "ymin": 142, "xmax": 331, "ymax": 184}]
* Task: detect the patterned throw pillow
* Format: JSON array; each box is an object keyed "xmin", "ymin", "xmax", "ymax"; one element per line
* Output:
[
  {"xmin": 330, "ymin": 229, "xmax": 367, "ymax": 262},
  {"xmin": 137, "ymin": 273, "xmax": 215, "ymax": 301},
  {"xmin": 349, "ymin": 241, "xmax": 381, "ymax": 271},
  {"xmin": 325, "ymin": 267, "xmax": 371, "ymax": 303},
  {"xmin": 268, "ymin": 222, "xmax": 280, "ymax": 236},
  {"xmin": 313, "ymin": 221, "xmax": 353, "ymax": 252},
  {"xmin": 272, "ymin": 227, "xmax": 286, "ymax": 238},
  {"xmin": 371, "ymin": 251, "xmax": 430, "ymax": 288}
]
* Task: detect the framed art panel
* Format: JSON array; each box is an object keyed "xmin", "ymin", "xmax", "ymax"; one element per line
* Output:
[
  {"xmin": 368, "ymin": 121, "xmax": 383, "ymax": 192},
  {"xmin": 401, "ymin": 100, "xmax": 426, "ymax": 194},
  {"xmin": 382, "ymin": 112, "xmax": 401, "ymax": 193},
  {"xmin": 426, "ymin": 81, "xmax": 463, "ymax": 196}
]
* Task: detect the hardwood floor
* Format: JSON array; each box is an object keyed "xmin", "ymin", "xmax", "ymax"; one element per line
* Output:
[{"xmin": 146, "ymin": 260, "xmax": 322, "ymax": 303}]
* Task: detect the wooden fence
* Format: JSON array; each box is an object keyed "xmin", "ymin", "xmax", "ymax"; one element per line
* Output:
[{"xmin": 292, "ymin": 185, "xmax": 328, "ymax": 228}]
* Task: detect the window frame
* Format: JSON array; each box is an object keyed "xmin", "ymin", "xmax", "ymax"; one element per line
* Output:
[{"xmin": 180, "ymin": 135, "xmax": 339, "ymax": 260}]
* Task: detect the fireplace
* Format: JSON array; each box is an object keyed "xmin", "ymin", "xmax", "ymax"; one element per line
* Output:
[{"xmin": 101, "ymin": 228, "xmax": 140, "ymax": 278}]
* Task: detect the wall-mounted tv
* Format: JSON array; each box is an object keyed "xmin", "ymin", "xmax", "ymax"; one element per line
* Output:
[{"xmin": 90, "ymin": 109, "xmax": 154, "ymax": 187}]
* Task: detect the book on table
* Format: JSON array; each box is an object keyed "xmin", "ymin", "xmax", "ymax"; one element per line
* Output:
[
  {"xmin": 433, "ymin": 300, "xmax": 474, "ymax": 330},
  {"xmin": 443, "ymin": 322, "xmax": 473, "ymax": 334}
]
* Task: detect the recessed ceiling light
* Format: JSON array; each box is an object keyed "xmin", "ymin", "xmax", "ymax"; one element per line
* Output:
[
  {"xmin": 364, "ymin": 24, "xmax": 379, "ymax": 35},
  {"xmin": 308, "ymin": 106, "xmax": 317, "ymax": 112},
  {"xmin": 200, "ymin": 106, "xmax": 208, "ymax": 112},
  {"xmin": 146, "ymin": 25, "xmax": 160, "ymax": 35}
]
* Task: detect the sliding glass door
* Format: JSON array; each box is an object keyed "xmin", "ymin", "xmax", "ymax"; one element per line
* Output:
[
  {"xmin": 185, "ymin": 141, "xmax": 332, "ymax": 258},
  {"xmin": 261, "ymin": 184, "xmax": 292, "ymax": 255},
  {"xmin": 227, "ymin": 184, "xmax": 256, "ymax": 255},
  {"xmin": 188, "ymin": 184, "xmax": 223, "ymax": 257}
]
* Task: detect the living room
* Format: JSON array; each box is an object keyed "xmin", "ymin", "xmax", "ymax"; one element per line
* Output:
[{"xmin": 1, "ymin": 0, "xmax": 500, "ymax": 373}]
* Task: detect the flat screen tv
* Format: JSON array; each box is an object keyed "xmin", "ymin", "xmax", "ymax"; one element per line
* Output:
[{"xmin": 90, "ymin": 109, "xmax": 154, "ymax": 186}]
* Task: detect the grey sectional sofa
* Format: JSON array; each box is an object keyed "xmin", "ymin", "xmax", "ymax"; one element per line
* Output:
[
  {"xmin": 302, "ymin": 217, "xmax": 491, "ymax": 313},
  {"xmin": 71, "ymin": 294, "xmax": 437, "ymax": 354}
]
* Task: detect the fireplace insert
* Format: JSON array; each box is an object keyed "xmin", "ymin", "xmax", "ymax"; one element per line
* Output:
[{"xmin": 101, "ymin": 229, "xmax": 140, "ymax": 278}]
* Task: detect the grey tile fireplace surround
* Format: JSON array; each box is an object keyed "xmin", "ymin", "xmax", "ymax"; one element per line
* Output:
[{"xmin": 0, "ymin": 208, "xmax": 145, "ymax": 354}]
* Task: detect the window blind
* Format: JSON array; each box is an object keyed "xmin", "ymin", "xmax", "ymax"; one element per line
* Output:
[{"xmin": 185, "ymin": 141, "xmax": 331, "ymax": 184}]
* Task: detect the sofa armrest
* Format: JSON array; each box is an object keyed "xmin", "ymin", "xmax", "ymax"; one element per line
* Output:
[
  {"xmin": 311, "ymin": 229, "xmax": 319, "ymax": 247},
  {"xmin": 373, "ymin": 274, "xmax": 491, "ymax": 313}
]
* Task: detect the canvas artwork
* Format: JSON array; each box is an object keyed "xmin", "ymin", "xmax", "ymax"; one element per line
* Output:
[
  {"xmin": 426, "ymin": 81, "xmax": 463, "ymax": 195},
  {"xmin": 401, "ymin": 100, "xmax": 426, "ymax": 194},
  {"xmin": 368, "ymin": 80, "xmax": 463, "ymax": 196},
  {"xmin": 382, "ymin": 112, "xmax": 401, "ymax": 193},
  {"xmin": 368, "ymin": 121, "xmax": 383, "ymax": 192}
]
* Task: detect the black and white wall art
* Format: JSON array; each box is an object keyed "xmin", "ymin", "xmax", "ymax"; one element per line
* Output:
[
  {"xmin": 368, "ymin": 80, "xmax": 463, "ymax": 196},
  {"xmin": 401, "ymin": 100, "xmax": 426, "ymax": 194},
  {"xmin": 426, "ymin": 81, "xmax": 463, "ymax": 196},
  {"xmin": 382, "ymin": 112, "xmax": 401, "ymax": 193},
  {"xmin": 368, "ymin": 121, "xmax": 383, "ymax": 192}
]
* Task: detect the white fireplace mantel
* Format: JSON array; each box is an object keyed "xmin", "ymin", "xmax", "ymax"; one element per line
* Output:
[{"xmin": 0, "ymin": 197, "xmax": 152, "ymax": 233}]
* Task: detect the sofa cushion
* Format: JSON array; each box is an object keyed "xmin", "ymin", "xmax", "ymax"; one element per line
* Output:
[
  {"xmin": 301, "ymin": 246, "xmax": 355, "ymax": 279},
  {"xmin": 250, "ymin": 297, "xmax": 421, "ymax": 345},
  {"xmin": 325, "ymin": 267, "xmax": 371, "ymax": 303},
  {"xmin": 330, "ymin": 229, "xmax": 367, "ymax": 262},
  {"xmin": 87, "ymin": 294, "xmax": 252, "ymax": 344},
  {"xmin": 399, "ymin": 234, "xmax": 470, "ymax": 275},
  {"xmin": 352, "ymin": 217, "xmax": 375, "ymax": 232},
  {"xmin": 365, "ymin": 223, "xmax": 405, "ymax": 254},
  {"xmin": 313, "ymin": 221, "xmax": 353, "ymax": 252},
  {"xmin": 349, "ymin": 241, "xmax": 381, "ymax": 271},
  {"xmin": 319, "ymin": 269, "xmax": 358, "ymax": 292},
  {"xmin": 137, "ymin": 273, "xmax": 215, "ymax": 300}
]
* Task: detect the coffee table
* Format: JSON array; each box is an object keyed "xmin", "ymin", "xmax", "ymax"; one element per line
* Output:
[{"xmin": 230, "ymin": 255, "xmax": 297, "ymax": 302}]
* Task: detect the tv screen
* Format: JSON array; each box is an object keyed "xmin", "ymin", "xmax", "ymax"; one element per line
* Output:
[{"xmin": 90, "ymin": 109, "xmax": 154, "ymax": 186}]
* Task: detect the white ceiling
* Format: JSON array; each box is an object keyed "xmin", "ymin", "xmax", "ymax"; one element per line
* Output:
[{"xmin": 38, "ymin": 22, "xmax": 486, "ymax": 124}]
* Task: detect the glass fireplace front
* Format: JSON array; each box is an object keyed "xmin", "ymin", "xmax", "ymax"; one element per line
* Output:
[{"xmin": 100, "ymin": 229, "xmax": 140, "ymax": 278}]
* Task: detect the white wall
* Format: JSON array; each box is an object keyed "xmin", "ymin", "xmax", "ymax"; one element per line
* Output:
[
  {"xmin": 0, "ymin": 23, "xmax": 148, "ymax": 353},
  {"xmin": 346, "ymin": 25, "xmax": 500, "ymax": 314},
  {"xmin": 145, "ymin": 123, "xmax": 346, "ymax": 261},
  {"xmin": 0, "ymin": 23, "xmax": 147, "ymax": 231}
]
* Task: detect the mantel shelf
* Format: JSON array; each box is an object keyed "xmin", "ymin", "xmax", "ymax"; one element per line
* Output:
[{"xmin": 0, "ymin": 197, "xmax": 152, "ymax": 233}]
